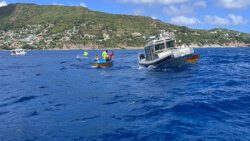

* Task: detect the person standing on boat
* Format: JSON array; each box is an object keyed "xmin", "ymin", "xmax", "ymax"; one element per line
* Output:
[
  {"xmin": 107, "ymin": 51, "xmax": 114, "ymax": 61},
  {"xmin": 102, "ymin": 50, "xmax": 108, "ymax": 60}
]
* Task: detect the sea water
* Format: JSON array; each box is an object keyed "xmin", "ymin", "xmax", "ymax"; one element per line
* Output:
[{"xmin": 0, "ymin": 48, "xmax": 249, "ymax": 140}]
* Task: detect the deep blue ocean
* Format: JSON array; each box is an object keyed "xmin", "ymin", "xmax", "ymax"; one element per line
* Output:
[{"xmin": 0, "ymin": 48, "xmax": 250, "ymax": 141}]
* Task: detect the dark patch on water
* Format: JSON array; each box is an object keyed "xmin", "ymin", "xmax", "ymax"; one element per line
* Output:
[
  {"xmin": 54, "ymin": 103, "xmax": 67, "ymax": 107},
  {"xmin": 136, "ymin": 77, "xmax": 146, "ymax": 81},
  {"xmin": 27, "ymin": 111, "xmax": 39, "ymax": 117},
  {"xmin": 0, "ymin": 96, "xmax": 38, "ymax": 107},
  {"xmin": 71, "ymin": 115, "xmax": 100, "ymax": 122},
  {"xmin": 19, "ymin": 80, "xmax": 26, "ymax": 83},
  {"xmin": 43, "ymin": 93, "xmax": 50, "ymax": 96},
  {"xmin": 105, "ymin": 75, "xmax": 112, "ymax": 79},
  {"xmin": 90, "ymin": 80, "xmax": 97, "ymax": 84},
  {"xmin": 0, "ymin": 111, "xmax": 9, "ymax": 116},
  {"xmin": 60, "ymin": 67, "xmax": 67, "ymax": 70},
  {"xmin": 39, "ymin": 86, "xmax": 47, "ymax": 89},
  {"xmin": 36, "ymin": 73, "xmax": 41, "ymax": 76},
  {"xmin": 12, "ymin": 96, "xmax": 38, "ymax": 104},
  {"xmin": 0, "ymin": 74, "xmax": 10, "ymax": 77},
  {"xmin": 44, "ymin": 108, "xmax": 56, "ymax": 112},
  {"xmin": 224, "ymin": 80, "xmax": 241, "ymax": 87},
  {"xmin": 60, "ymin": 61, "xmax": 68, "ymax": 64}
]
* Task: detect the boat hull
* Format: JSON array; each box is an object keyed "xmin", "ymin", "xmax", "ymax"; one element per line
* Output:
[
  {"xmin": 92, "ymin": 61, "xmax": 113, "ymax": 68},
  {"xmin": 138, "ymin": 47, "xmax": 199, "ymax": 68},
  {"xmin": 76, "ymin": 55, "xmax": 89, "ymax": 60},
  {"xmin": 139, "ymin": 54, "xmax": 194, "ymax": 68},
  {"xmin": 11, "ymin": 52, "xmax": 27, "ymax": 56}
]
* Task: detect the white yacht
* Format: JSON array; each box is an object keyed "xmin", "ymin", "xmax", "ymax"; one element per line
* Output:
[
  {"xmin": 138, "ymin": 32, "xmax": 199, "ymax": 68},
  {"xmin": 10, "ymin": 49, "xmax": 27, "ymax": 56}
]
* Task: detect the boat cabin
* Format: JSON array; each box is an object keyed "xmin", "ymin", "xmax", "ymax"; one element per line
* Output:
[
  {"xmin": 11, "ymin": 49, "xmax": 24, "ymax": 55},
  {"xmin": 10, "ymin": 49, "xmax": 27, "ymax": 56},
  {"xmin": 143, "ymin": 38, "xmax": 175, "ymax": 61}
]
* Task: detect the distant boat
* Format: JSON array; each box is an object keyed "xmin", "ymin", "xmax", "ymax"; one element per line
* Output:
[
  {"xmin": 10, "ymin": 49, "xmax": 27, "ymax": 56},
  {"xmin": 76, "ymin": 54, "xmax": 89, "ymax": 60},
  {"xmin": 138, "ymin": 31, "xmax": 199, "ymax": 68},
  {"xmin": 92, "ymin": 59, "xmax": 112, "ymax": 68}
]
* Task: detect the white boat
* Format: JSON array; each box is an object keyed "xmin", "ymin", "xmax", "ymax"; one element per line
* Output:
[
  {"xmin": 138, "ymin": 32, "xmax": 199, "ymax": 68},
  {"xmin": 76, "ymin": 54, "xmax": 89, "ymax": 60},
  {"xmin": 10, "ymin": 49, "xmax": 27, "ymax": 56}
]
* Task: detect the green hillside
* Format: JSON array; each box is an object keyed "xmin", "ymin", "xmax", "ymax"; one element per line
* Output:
[{"xmin": 0, "ymin": 3, "xmax": 250, "ymax": 50}]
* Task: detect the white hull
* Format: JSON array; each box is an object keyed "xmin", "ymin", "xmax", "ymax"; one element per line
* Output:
[
  {"xmin": 11, "ymin": 52, "xmax": 27, "ymax": 56},
  {"xmin": 76, "ymin": 55, "xmax": 89, "ymax": 60},
  {"xmin": 138, "ymin": 47, "xmax": 194, "ymax": 68}
]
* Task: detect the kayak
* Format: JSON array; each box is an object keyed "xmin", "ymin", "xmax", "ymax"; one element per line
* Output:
[
  {"xmin": 76, "ymin": 55, "xmax": 89, "ymax": 60},
  {"xmin": 92, "ymin": 59, "xmax": 112, "ymax": 68}
]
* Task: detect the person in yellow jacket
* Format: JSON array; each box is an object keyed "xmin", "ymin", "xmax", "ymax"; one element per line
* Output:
[
  {"xmin": 84, "ymin": 50, "xmax": 88, "ymax": 57},
  {"xmin": 102, "ymin": 50, "xmax": 108, "ymax": 60}
]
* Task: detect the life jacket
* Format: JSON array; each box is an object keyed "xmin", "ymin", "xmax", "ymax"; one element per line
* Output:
[
  {"xmin": 108, "ymin": 53, "xmax": 113, "ymax": 60},
  {"xmin": 84, "ymin": 51, "xmax": 88, "ymax": 57},
  {"xmin": 102, "ymin": 51, "xmax": 108, "ymax": 59}
]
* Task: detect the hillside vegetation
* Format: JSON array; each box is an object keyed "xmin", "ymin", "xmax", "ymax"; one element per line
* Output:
[{"xmin": 0, "ymin": 3, "xmax": 250, "ymax": 50}]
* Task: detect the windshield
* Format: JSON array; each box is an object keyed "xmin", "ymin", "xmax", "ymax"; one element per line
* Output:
[
  {"xmin": 155, "ymin": 43, "xmax": 165, "ymax": 51},
  {"xmin": 166, "ymin": 40, "xmax": 175, "ymax": 48}
]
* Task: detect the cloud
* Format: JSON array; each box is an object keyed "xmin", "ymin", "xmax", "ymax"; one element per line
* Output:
[
  {"xmin": 163, "ymin": 1, "xmax": 206, "ymax": 16},
  {"xmin": 193, "ymin": 1, "xmax": 206, "ymax": 7},
  {"xmin": 204, "ymin": 15, "xmax": 229, "ymax": 25},
  {"xmin": 118, "ymin": 0, "xmax": 189, "ymax": 5},
  {"xmin": 0, "ymin": 1, "xmax": 7, "ymax": 7},
  {"xmin": 133, "ymin": 8, "xmax": 144, "ymax": 15},
  {"xmin": 218, "ymin": 0, "xmax": 250, "ymax": 9},
  {"xmin": 151, "ymin": 15, "xmax": 157, "ymax": 19},
  {"xmin": 170, "ymin": 16, "xmax": 201, "ymax": 25},
  {"xmin": 52, "ymin": 2, "xmax": 63, "ymax": 6},
  {"xmin": 163, "ymin": 5, "xmax": 192, "ymax": 16},
  {"xmin": 228, "ymin": 14, "xmax": 248, "ymax": 25},
  {"xmin": 80, "ymin": 2, "xmax": 87, "ymax": 7},
  {"xmin": 204, "ymin": 14, "xmax": 247, "ymax": 25}
]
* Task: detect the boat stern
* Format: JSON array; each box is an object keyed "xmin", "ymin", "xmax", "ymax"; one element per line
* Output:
[{"xmin": 172, "ymin": 47, "xmax": 194, "ymax": 58}]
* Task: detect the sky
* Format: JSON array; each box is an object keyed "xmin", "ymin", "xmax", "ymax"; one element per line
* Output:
[{"xmin": 0, "ymin": 0, "xmax": 250, "ymax": 33}]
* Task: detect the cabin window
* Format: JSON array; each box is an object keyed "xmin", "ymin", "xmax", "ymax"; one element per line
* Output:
[
  {"xmin": 155, "ymin": 43, "xmax": 165, "ymax": 51},
  {"xmin": 166, "ymin": 40, "xmax": 175, "ymax": 48}
]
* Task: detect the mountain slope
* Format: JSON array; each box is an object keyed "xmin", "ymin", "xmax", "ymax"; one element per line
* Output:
[{"xmin": 0, "ymin": 3, "xmax": 250, "ymax": 50}]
